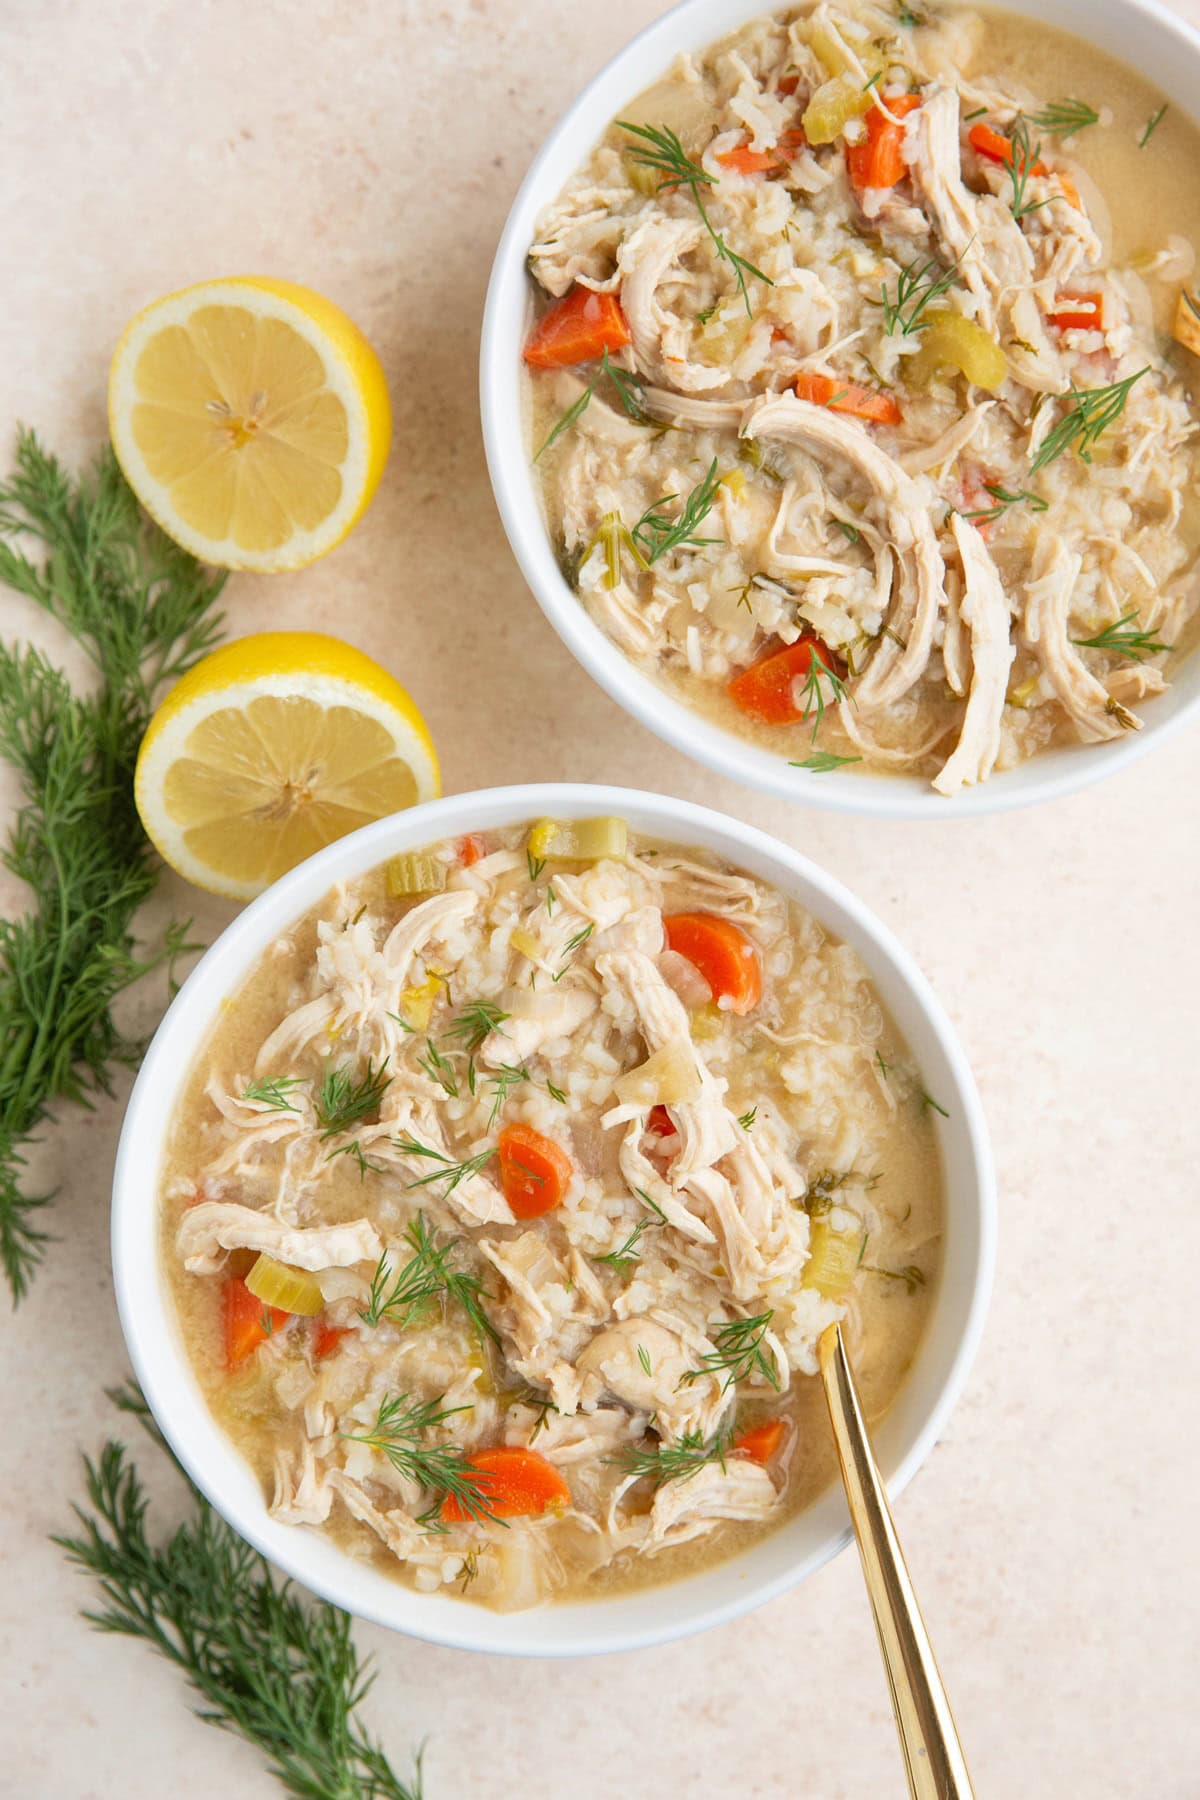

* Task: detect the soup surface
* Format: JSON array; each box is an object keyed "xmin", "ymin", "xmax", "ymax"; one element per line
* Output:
[
  {"xmin": 163, "ymin": 822, "xmax": 943, "ymax": 1610},
  {"xmin": 525, "ymin": 2, "xmax": 1200, "ymax": 793}
]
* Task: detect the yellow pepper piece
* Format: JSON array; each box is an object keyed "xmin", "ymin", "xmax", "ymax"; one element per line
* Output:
[
  {"xmin": 244, "ymin": 1255, "xmax": 325, "ymax": 1316},
  {"xmin": 910, "ymin": 310, "xmax": 1008, "ymax": 392}
]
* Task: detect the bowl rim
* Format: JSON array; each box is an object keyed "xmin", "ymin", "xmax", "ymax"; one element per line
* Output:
[
  {"xmin": 112, "ymin": 783, "xmax": 996, "ymax": 1656},
  {"xmin": 479, "ymin": 0, "xmax": 1200, "ymax": 819}
]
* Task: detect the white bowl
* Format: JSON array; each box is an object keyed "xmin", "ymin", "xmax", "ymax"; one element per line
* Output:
[
  {"xmin": 112, "ymin": 784, "xmax": 995, "ymax": 1655},
  {"xmin": 480, "ymin": 0, "xmax": 1200, "ymax": 818}
]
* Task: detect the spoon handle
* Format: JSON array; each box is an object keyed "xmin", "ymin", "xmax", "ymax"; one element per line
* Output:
[{"xmin": 817, "ymin": 1323, "xmax": 975, "ymax": 1800}]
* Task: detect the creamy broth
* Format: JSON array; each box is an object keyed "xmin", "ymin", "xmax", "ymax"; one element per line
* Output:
[
  {"xmin": 163, "ymin": 826, "xmax": 942, "ymax": 1609},
  {"xmin": 525, "ymin": 3, "xmax": 1200, "ymax": 792}
]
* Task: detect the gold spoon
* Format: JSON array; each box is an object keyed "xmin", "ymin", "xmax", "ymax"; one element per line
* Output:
[{"xmin": 817, "ymin": 1322, "xmax": 976, "ymax": 1800}]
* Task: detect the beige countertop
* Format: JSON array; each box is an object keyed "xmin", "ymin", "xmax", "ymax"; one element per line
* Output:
[{"xmin": 1, "ymin": 2, "xmax": 1198, "ymax": 1794}]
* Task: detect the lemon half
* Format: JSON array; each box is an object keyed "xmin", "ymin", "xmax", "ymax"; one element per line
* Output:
[
  {"xmin": 136, "ymin": 633, "xmax": 440, "ymax": 898},
  {"xmin": 109, "ymin": 277, "xmax": 391, "ymax": 571}
]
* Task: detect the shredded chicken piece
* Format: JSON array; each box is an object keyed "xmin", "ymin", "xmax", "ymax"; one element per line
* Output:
[
  {"xmin": 177, "ymin": 1202, "xmax": 381, "ymax": 1277},
  {"xmin": 644, "ymin": 1459, "xmax": 779, "ymax": 1550},
  {"xmin": 618, "ymin": 217, "xmax": 733, "ymax": 393},
  {"xmin": 1022, "ymin": 542, "xmax": 1140, "ymax": 742},
  {"xmin": 933, "ymin": 515, "xmax": 1016, "ymax": 796}
]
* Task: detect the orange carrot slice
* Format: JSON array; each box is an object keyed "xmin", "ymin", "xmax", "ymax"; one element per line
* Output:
[
  {"xmin": 497, "ymin": 1123, "xmax": 573, "ymax": 1218},
  {"xmin": 663, "ymin": 913, "xmax": 762, "ymax": 1015},
  {"xmin": 734, "ymin": 1419, "xmax": 787, "ymax": 1463},
  {"xmin": 224, "ymin": 1276, "xmax": 287, "ymax": 1370},
  {"xmin": 726, "ymin": 632, "xmax": 842, "ymax": 726},
  {"xmin": 1048, "ymin": 292, "xmax": 1103, "ymax": 330},
  {"xmin": 846, "ymin": 94, "xmax": 921, "ymax": 191},
  {"xmin": 968, "ymin": 121, "xmax": 1047, "ymax": 176},
  {"xmin": 523, "ymin": 285, "xmax": 631, "ymax": 369},
  {"xmin": 458, "ymin": 833, "xmax": 487, "ymax": 867},
  {"xmin": 312, "ymin": 1319, "xmax": 347, "ymax": 1360},
  {"xmin": 439, "ymin": 1446, "xmax": 571, "ymax": 1521},
  {"xmin": 793, "ymin": 371, "xmax": 902, "ymax": 425}
]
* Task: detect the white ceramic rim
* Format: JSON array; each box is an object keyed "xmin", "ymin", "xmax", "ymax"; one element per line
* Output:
[
  {"xmin": 112, "ymin": 784, "xmax": 996, "ymax": 1656},
  {"xmin": 480, "ymin": 0, "xmax": 1200, "ymax": 819}
]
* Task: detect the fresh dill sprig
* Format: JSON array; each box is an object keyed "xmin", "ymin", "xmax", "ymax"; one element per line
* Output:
[
  {"xmin": 341, "ymin": 1392, "xmax": 500, "ymax": 1525},
  {"xmin": 552, "ymin": 921, "xmax": 594, "ymax": 981},
  {"xmin": 863, "ymin": 1261, "xmax": 927, "ymax": 1293},
  {"xmin": 315, "ymin": 1058, "xmax": 391, "ymax": 1139},
  {"xmin": 1002, "ymin": 117, "xmax": 1051, "ymax": 221},
  {"xmin": 613, "ymin": 1421, "xmax": 734, "ymax": 1486},
  {"xmin": 1139, "ymin": 103, "xmax": 1168, "ymax": 146},
  {"xmin": 617, "ymin": 121, "xmax": 774, "ymax": 317},
  {"xmin": 509, "ymin": 1386, "xmax": 559, "ymax": 1440},
  {"xmin": 1071, "ymin": 610, "xmax": 1169, "ymax": 661},
  {"xmin": 546, "ymin": 1079, "xmax": 568, "ymax": 1104},
  {"xmin": 1029, "ymin": 369, "xmax": 1148, "ymax": 473},
  {"xmin": 535, "ymin": 349, "xmax": 649, "ymax": 460},
  {"xmin": 920, "ymin": 1088, "xmax": 950, "ymax": 1119},
  {"xmin": 630, "ymin": 458, "xmax": 723, "ymax": 565},
  {"xmin": 797, "ymin": 644, "xmax": 849, "ymax": 742},
  {"xmin": 55, "ymin": 1382, "xmax": 424, "ymax": 1798},
  {"xmin": 594, "ymin": 1217, "xmax": 657, "ymax": 1278},
  {"xmin": 394, "ymin": 1135, "xmax": 497, "ymax": 1199},
  {"xmin": 682, "ymin": 1312, "xmax": 780, "ymax": 1391},
  {"xmin": 961, "ymin": 483, "xmax": 1049, "ymax": 524},
  {"xmin": 1029, "ymin": 98, "xmax": 1100, "ymax": 138},
  {"xmin": 833, "ymin": 518, "xmax": 861, "ymax": 545},
  {"xmin": 790, "ymin": 751, "xmax": 863, "ymax": 773},
  {"xmin": 526, "ymin": 848, "xmax": 546, "ymax": 882},
  {"xmin": 417, "ymin": 1038, "xmax": 459, "ymax": 1099},
  {"xmin": 879, "ymin": 255, "xmax": 959, "ymax": 334},
  {"xmin": 444, "ymin": 1000, "xmax": 509, "ymax": 1055},
  {"xmin": 240, "ymin": 1075, "xmax": 302, "ymax": 1112},
  {"xmin": 0, "ymin": 431, "xmax": 226, "ymax": 1304},
  {"xmin": 326, "ymin": 1140, "xmax": 384, "ymax": 1180},
  {"xmin": 637, "ymin": 1344, "xmax": 653, "ymax": 1376},
  {"xmin": 483, "ymin": 1062, "xmax": 530, "ymax": 1128},
  {"xmin": 362, "ymin": 1212, "xmax": 498, "ymax": 1345},
  {"xmin": 737, "ymin": 1108, "xmax": 757, "ymax": 1130}
]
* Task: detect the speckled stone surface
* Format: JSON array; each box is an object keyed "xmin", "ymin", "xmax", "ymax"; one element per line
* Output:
[{"xmin": 1, "ymin": 2, "xmax": 1198, "ymax": 1795}]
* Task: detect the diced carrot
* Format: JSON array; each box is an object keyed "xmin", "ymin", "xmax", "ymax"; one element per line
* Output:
[
  {"xmin": 313, "ymin": 1319, "xmax": 347, "ymax": 1360},
  {"xmin": 717, "ymin": 142, "xmax": 781, "ymax": 174},
  {"xmin": 727, "ymin": 632, "xmax": 842, "ymax": 726},
  {"xmin": 846, "ymin": 93, "xmax": 920, "ymax": 191},
  {"xmin": 223, "ymin": 1276, "xmax": 288, "ymax": 1371},
  {"xmin": 778, "ymin": 73, "xmax": 801, "ymax": 96},
  {"xmin": 793, "ymin": 371, "xmax": 902, "ymax": 425},
  {"xmin": 439, "ymin": 1445, "xmax": 571, "ymax": 1522},
  {"xmin": 663, "ymin": 913, "xmax": 762, "ymax": 1016},
  {"xmin": 523, "ymin": 285, "xmax": 630, "ymax": 369},
  {"xmin": 458, "ymin": 833, "xmax": 487, "ymax": 867},
  {"xmin": 968, "ymin": 121, "xmax": 1047, "ymax": 176},
  {"xmin": 647, "ymin": 1104, "xmax": 675, "ymax": 1137},
  {"xmin": 497, "ymin": 1122, "xmax": 573, "ymax": 1218},
  {"xmin": 734, "ymin": 1418, "xmax": 787, "ymax": 1463},
  {"xmin": 1056, "ymin": 174, "xmax": 1081, "ymax": 211},
  {"xmin": 1048, "ymin": 292, "xmax": 1103, "ymax": 330}
]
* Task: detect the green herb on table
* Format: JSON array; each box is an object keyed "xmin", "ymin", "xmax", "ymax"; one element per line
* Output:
[
  {"xmin": 618, "ymin": 121, "xmax": 774, "ymax": 317},
  {"xmin": 241, "ymin": 1075, "xmax": 303, "ymax": 1112},
  {"xmin": 1139, "ymin": 103, "xmax": 1168, "ymax": 146},
  {"xmin": 1071, "ymin": 610, "xmax": 1169, "ymax": 661},
  {"xmin": 682, "ymin": 1311, "xmax": 780, "ymax": 1391},
  {"xmin": 0, "ymin": 431, "xmax": 225, "ymax": 1305},
  {"xmin": 342, "ymin": 1392, "xmax": 500, "ymax": 1526},
  {"xmin": 1029, "ymin": 98, "xmax": 1100, "ymax": 138},
  {"xmin": 1029, "ymin": 369, "xmax": 1148, "ymax": 473},
  {"xmin": 315, "ymin": 1057, "xmax": 391, "ymax": 1138},
  {"xmin": 630, "ymin": 457, "xmax": 723, "ymax": 565},
  {"xmin": 55, "ymin": 1382, "xmax": 425, "ymax": 1799}
]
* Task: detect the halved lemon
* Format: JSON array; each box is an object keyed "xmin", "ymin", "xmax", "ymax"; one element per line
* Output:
[
  {"xmin": 136, "ymin": 633, "xmax": 440, "ymax": 899},
  {"xmin": 109, "ymin": 276, "xmax": 391, "ymax": 572}
]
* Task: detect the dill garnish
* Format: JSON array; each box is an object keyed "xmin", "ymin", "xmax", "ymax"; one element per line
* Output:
[
  {"xmin": 341, "ymin": 1392, "xmax": 500, "ymax": 1525},
  {"xmin": 737, "ymin": 1107, "xmax": 757, "ymax": 1130},
  {"xmin": 526, "ymin": 848, "xmax": 546, "ymax": 882},
  {"xmin": 509, "ymin": 1386, "xmax": 559, "ymax": 1439},
  {"xmin": 1029, "ymin": 98, "xmax": 1100, "ymax": 138},
  {"xmin": 0, "ymin": 432, "xmax": 225, "ymax": 1304},
  {"xmin": 797, "ymin": 645, "xmax": 849, "ymax": 742},
  {"xmin": 56, "ymin": 1382, "xmax": 425, "ymax": 1798},
  {"xmin": 682, "ymin": 1312, "xmax": 780, "ymax": 1391},
  {"xmin": 1139, "ymin": 103, "xmax": 1167, "ymax": 146},
  {"xmin": 863, "ymin": 1262, "xmax": 927, "ymax": 1293},
  {"xmin": 445, "ymin": 1000, "xmax": 509, "ymax": 1055},
  {"xmin": 1072, "ymin": 610, "xmax": 1169, "ymax": 661},
  {"xmin": 552, "ymin": 921, "xmax": 594, "ymax": 981},
  {"xmin": 546, "ymin": 1079, "xmax": 567, "ymax": 1103},
  {"xmin": 417, "ymin": 1038, "xmax": 459, "ymax": 1098},
  {"xmin": 326, "ymin": 1140, "xmax": 384, "ymax": 1180},
  {"xmin": 484, "ymin": 1062, "xmax": 531, "ymax": 1127},
  {"xmin": 315, "ymin": 1058, "xmax": 391, "ymax": 1139},
  {"xmin": 241, "ymin": 1075, "xmax": 302, "ymax": 1112},
  {"xmin": 1029, "ymin": 369, "xmax": 1148, "ymax": 473},
  {"xmin": 362, "ymin": 1211, "xmax": 498, "ymax": 1344},
  {"xmin": 834, "ymin": 518, "xmax": 861, "ymax": 544},
  {"xmin": 617, "ymin": 121, "xmax": 774, "ymax": 317},
  {"xmin": 634, "ymin": 1186, "xmax": 669, "ymax": 1223},
  {"xmin": 637, "ymin": 1344, "xmax": 654, "ymax": 1376},
  {"xmin": 879, "ymin": 254, "xmax": 959, "ymax": 334},
  {"xmin": 535, "ymin": 349, "xmax": 648, "ymax": 460},
  {"xmin": 1002, "ymin": 117, "xmax": 1051, "ymax": 221},
  {"xmin": 259, "ymin": 1307, "xmax": 278, "ymax": 1337},
  {"xmin": 394, "ymin": 1135, "xmax": 497, "ymax": 1198},
  {"xmin": 614, "ymin": 1420, "xmax": 734, "ymax": 1486},
  {"xmin": 594, "ymin": 1217, "xmax": 657, "ymax": 1278},
  {"xmin": 630, "ymin": 458, "xmax": 723, "ymax": 564},
  {"xmin": 920, "ymin": 1088, "xmax": 950, "ymax": 1118},
  {"xmin": 790, "ymin": 751, "xmax": 863, "ymax": 773},
  {"xmin": 961, "ymin": 483, "xmax": 1049, "ymax": 524}
]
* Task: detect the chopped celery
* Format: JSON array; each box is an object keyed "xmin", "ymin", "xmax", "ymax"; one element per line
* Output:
[
  {"xmin": 398, "ymin": 973, "xmax": 442, "ymax": 1031},
  {"xmin": 385, "ymin": 852, "xmax": 447, "ymax": 897},
  {"xmin": 527, "ymin": 817, "xmax": 629, "ymax": 861},
  {"xmin": 802, "ymin": 73, "xmax": 876, "ymax": 144},
  {"xmin": 910, "ymin": 310, "xmax": 1008, "ymax": 392},
  {"xmin": 614, "ymin": 1037, "xmax": 702, "ymax": 1107},
  {"xmin": 624, "ymin": 155, "xmax": 661, "ymax": 197},
  {"xmin": 801, "ymin": 1216, "xmax": 867, "ymax": 1299},
  {"xmin": 510, "ymin": 925, "xmax": 543, "ymax": 962},
  {"xmin": 244, "ymin": 1255, "xmax": 325, "ymax": 1316}
]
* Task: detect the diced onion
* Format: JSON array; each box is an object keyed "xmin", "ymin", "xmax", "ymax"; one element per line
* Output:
[
  {"xmin": 614, "ymin": 1037, "xmax": 701, "ymax": 1107},
  {"xmin": 801, "ymin": 1217, "xmax": 866, "ymax": 1299},
  {"xmin": 527, "ymin": 816, "xmax": 629, "ymax": 861},
  {"xmin": 385, "ymin": 852, "xmax": 447, "ymax": 897},
  {"xmin": 245, "ymin": 1254, "xmax": 325, "ymax": 1316},
  {"xmin": 510, "ymin": 926, "xmax": 543, "ymax": 962}
]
